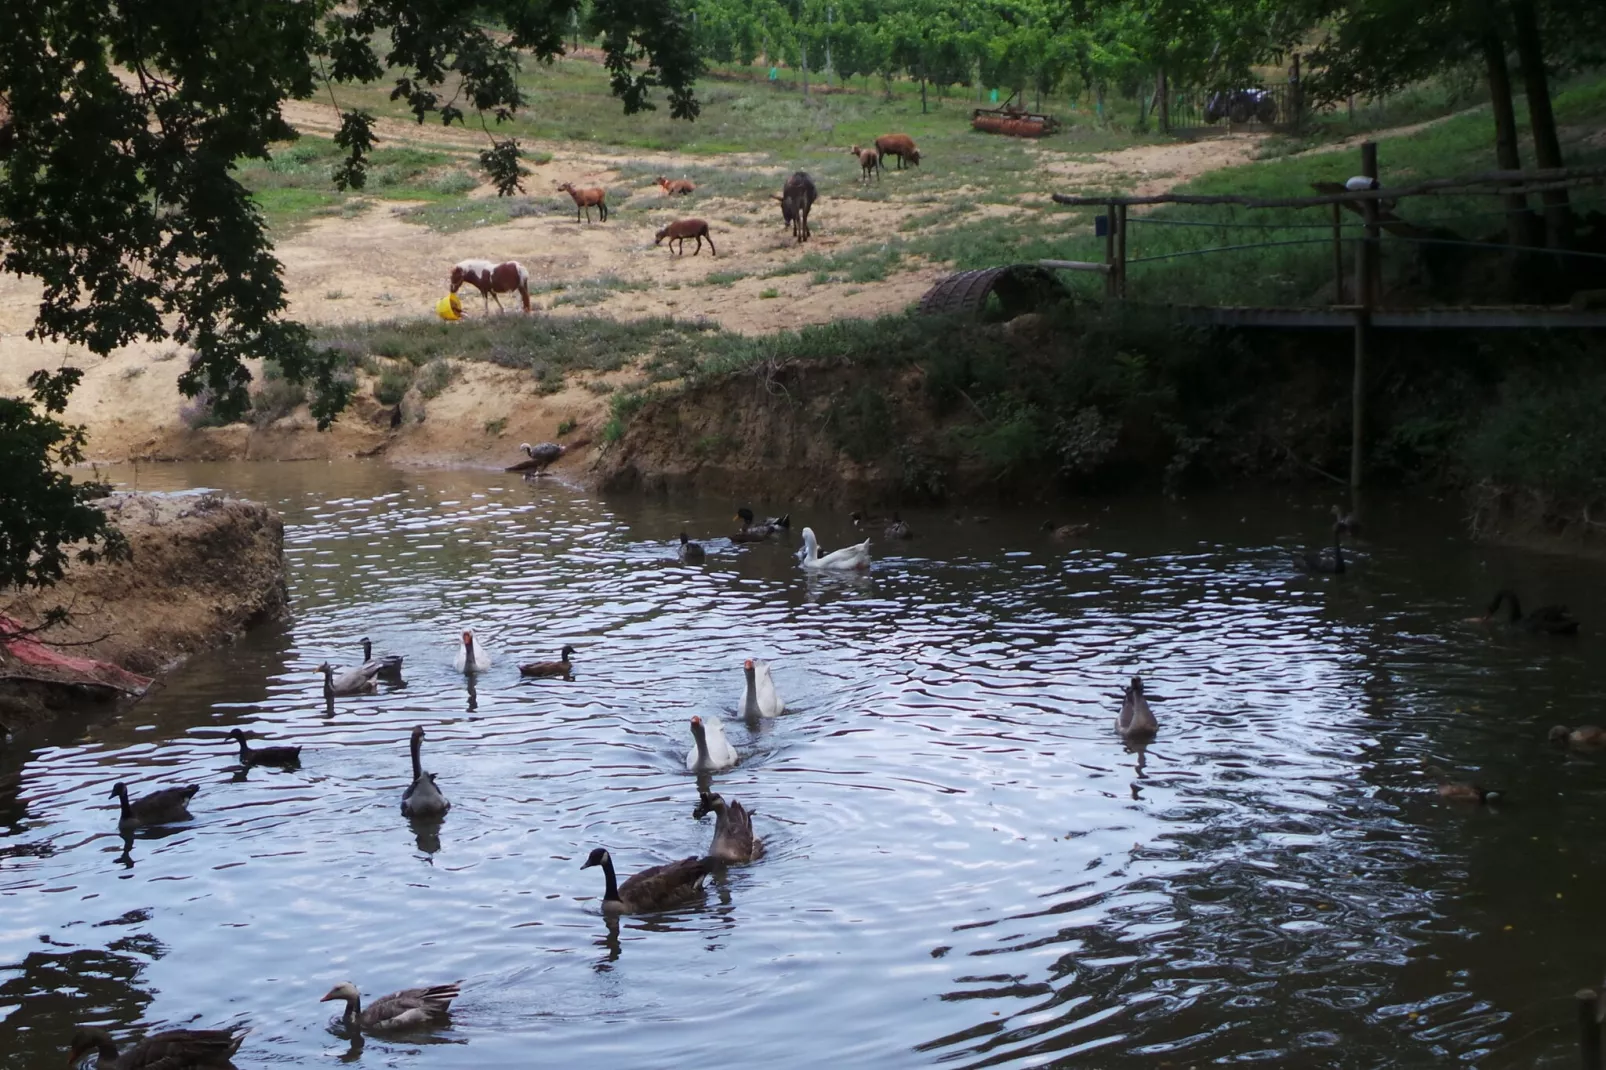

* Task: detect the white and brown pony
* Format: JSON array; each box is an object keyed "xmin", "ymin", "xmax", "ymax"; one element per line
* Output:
[{"xmin": 449, "ymin": 259, "xmax": 531, "ymax": 314}]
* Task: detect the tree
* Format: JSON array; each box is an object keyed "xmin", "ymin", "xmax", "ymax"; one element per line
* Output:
[{"xmin": 0, "ymin": 0, "xmax": 701, "ymax": 601}]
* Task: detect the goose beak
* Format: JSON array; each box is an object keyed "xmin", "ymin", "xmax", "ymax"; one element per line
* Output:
[{"xmin": 744, "ymin": 659, "xmax": 754, "ymax": 670}]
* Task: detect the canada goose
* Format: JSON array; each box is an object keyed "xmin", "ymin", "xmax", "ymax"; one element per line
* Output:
[
  {"xmin": 320, "ymin": 981, "xmax": 460, "ymax": 1033},
  {"xmin": 1478, "ymin": 590, "xmax": 1579, "ymax": 635},
  {"xmin": 358, "ymin": 638, "xmax": 404, "ymax": 683},
  {"xmin": 453, "ymin": 630, "xmax": 492, "ymax": 673},
  {"xmin": 1043, "ymin": 520, "xmax": 1090, "ymax": 540},
  {"xmin": 320, "ymin": 661, "xmax": 379, "ymax": 699},
  {"xmin": 520, "ymin": 645, "xmax": 576, "ymax": 678},
  {"xmin": 580, "ymin": 847, "xmax": 712, "ymax": 914},
  {"xmin": 1549, "ymin": 724, "xmax": 1606, "ymax": 748},
  {"xmin": 883, "ymin": 512, "xmax": 913, "ymax": 540},
  {"xmin": 1116, "ymin": 677, "xmax": 1158, "ymax": 742},
  {"xmin": 693, "ymin": 791, "xmax": 763, "ymax": 863},
  {"xmin": 225, "ymin": 728, "xmax": 301, "ymax": 768},
  {"xmin": 110, "ymin": 782, "xmax": 198, "ymax": 831},
  {"xmin": 686, "ymin": 715, "xmax": 739, "ymax": 772},
  {"xmin": 1294, "ymin": 522, "xmax": 1347, "ymax": 574},
  {"xmin": 797, "ymin": 527, "xmax": 871, "ymax": 571},
  {"xmin": 1425, "ymin": 765, "xmax": 1501, "ymax": 803},
  {"xmin": 678, "ymin": 532, "xmax": 706, "ymax": 564},
  {"xmin": 739, "ymin": 659, "xmax": 784, "ymax": 718},
  {"xmin": 68, "ymin": 1024, "xmax": 248, "ymax": 1069},
  {"xmin": 506, "ymin": 441, "xmax": 566, "ymax": 476},
  {"xmin": 400, "ymin": 726, "xmax": 450, "ymax": 819},
  {"xmin": 733, "ymin": 508, "xmax": 789, "ymax": 539}
]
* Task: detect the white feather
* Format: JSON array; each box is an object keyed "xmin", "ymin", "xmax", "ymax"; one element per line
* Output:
[
  {"xmin": 740, "ymin": 660, "xmax": 785, "ymax": 718},
  {"xmin": 453, "ymin": 631, "xmax": 492, "ymax": 672},
  {"xmin": 686, "ymin": 716, "xmax": 739, "ymax": 772},
  {"xmin": 797, "ymin": 527, "xmax": 872, "ymax": 571}
]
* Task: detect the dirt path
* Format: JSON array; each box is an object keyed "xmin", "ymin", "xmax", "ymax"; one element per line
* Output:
[{"xmin": 0, "ymin": 114, "xmax": 1268, "ymax": 468}]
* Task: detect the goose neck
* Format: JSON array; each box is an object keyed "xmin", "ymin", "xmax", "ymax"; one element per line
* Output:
[
  {"xmin": 113, "ymin": 788, "xmax": 131, "ymax": 822},
  {"xmin": 410, "ymin": 733, "xmax": 424, "ymax": 781},
  {"xmin": 693, "ymin": 726, "xmax": 710, "ymax": 766},
  {"xmin": 600, "ymin": 853, "xmax": 621, "ymax": 903}
]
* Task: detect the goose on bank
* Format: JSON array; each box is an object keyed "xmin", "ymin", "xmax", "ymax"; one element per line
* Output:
[
  {"xmin": 580, "ymin": 847, "xmax": 713, "ymax": 914},
  {"xmin": 797, "ymin": 527, "xmax": 871, "ymax": 571},
  {"xmin": 520, "ymin": 645, "xmax": 576, "ymax": 678},
  {"xmin": 454, "ymin": 630, "xmax": 492, "ymax": 673},
  {"xmin": 506, "ymin": 441, "xmax": 567, "ymax": 477},
  {"xmin": 400, "ymin": 726, "xmax": 450, "ymax": 819},
  {"xmin": 359, "ymin": 638, "xmax": 405, "ymax": 683},
  {"xmin": 686, "ymin": 715, "xmax": 738, "ymax": 772},
  {"xmin": 320, "ymin": 661, "xmax": 380, "ymax": 698},
  {"xmin": 1476, "ymin": 589, "xmax": 1579, "ymax": 635},
  {"xmin": 110, "ymin": 782, "xmax": 198, "ymax": 831},
  {"xmin": 739, "ymin": 659, "xmax": 784, "ymax": 718},
  {"xmin": 320, "ymin": 981, "xmax": 460, "ymax": 1033},
  {"xmin": 678, "ymin": 532, "xmax": 706, "ymax": 564},
  {"xmin": 225, "ymin": 728, "xmax": 301, "ymax": 768},
  {"xmin": 1116, "ymin": 677, "xmax": 1158, "ymax": 742},
  {"xmin": 1294, "ymin": 521, "xmax": 1349, "ymax": 574},
  {"xmin": 68, "ymin": 1024, "xmax": 248, "ymax": 1069},
  {"xmin": 693, "ymin": 791, "xmax": 764, "ymax": 863}
]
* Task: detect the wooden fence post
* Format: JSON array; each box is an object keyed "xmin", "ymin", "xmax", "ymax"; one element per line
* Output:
[
  {"xmin": 1351, "ymin": 142, "xmax": 1379, "ymax": 493},
  {"xmin": 1576, "ymin": 988, "xmax": 1602, "ymax": 1069},
  {"xmin": 1116, "ymin": 203, "xmax": 1129, "ymax": 299},
  {"xmin": 1104, "ymin": 203, "xmax": 1117, "ymax": 301},
  {"xmin": 1332, "ymin": 203, "xmax": 1345, "ymax": 304},
  {"xmin": 1289, "ymin": 53, "xmax": 1302, "ymax": 130}
]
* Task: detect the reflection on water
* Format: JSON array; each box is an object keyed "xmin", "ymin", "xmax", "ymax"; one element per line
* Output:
[{"xmin": 4, "ymin": 461, "xmax": 1606, "ymax": 1068}]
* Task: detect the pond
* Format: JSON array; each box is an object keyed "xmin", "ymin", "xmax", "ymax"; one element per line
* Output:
[{"xmin": 4, "ymin": 461, "xmax": 1605, "ymax": 1068}]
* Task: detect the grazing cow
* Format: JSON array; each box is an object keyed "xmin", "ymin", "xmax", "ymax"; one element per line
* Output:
[
  {"xmin": 449, "ymin": 259, "xmax": 531, "ymax": 314},
  {"xmin": 874, "ymin": 133, "xmax": 921, "ymax": 170},
  {"xmin": 655, "ymin": 219, "xmax": 716, "ymax": 257},
  {"xmin": 774, "ymin": 171, "xmax": 817, "ymax": 243}
]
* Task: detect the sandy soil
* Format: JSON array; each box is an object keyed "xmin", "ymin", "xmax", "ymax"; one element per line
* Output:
[{"xmin": 0, "ymin": 106, "xmax": 1268, "ymax": 469}]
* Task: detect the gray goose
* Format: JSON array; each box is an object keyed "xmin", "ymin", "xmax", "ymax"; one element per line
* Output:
[
  {"xmin": 225, "ymin": 728, "xmax": 301, "ymax": 768},
  {"xmin": 400, "ymin": 726, "xmax": 449, "ymax": 819},
  {"xmin": 320, "ymin": 661, "xmax": 379, "ymax": 698},
  {"xmin": 358, "ymin": 638, "xmax": 405, "ymax": 683},
  {"xmin": 506, "ymin": 441, "xmax": 573, "ymax": 477},
  {"xmin": 581, "ymin": 847, "xmax": 712, "ymax": 914},
  {"xmin": 320, "ymin": 981, "xmax": 460, "ymax": 1033},
  {"xmin": 110, "ymin": 782, "xmax": 198, "ymax": 831},
  {"xmin": 68, "ymin": 1024, "xmax": 247, "ymax": 1069},
  {"xmin": 693, "ymin": 791, "xmax": 763, "ymax": 863},
  {"xmin": 1116, "ymin": 677, "xmax": 1158, "ymax": 743}
]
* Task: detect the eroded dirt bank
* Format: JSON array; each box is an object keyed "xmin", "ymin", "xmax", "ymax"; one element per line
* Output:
[{"xmin": 1, "ymin": 493, "xmax": 287, "ymax": 726}]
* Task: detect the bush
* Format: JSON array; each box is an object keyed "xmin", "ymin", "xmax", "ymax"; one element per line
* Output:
[
  {"xmin": 1462, "ymin": 367, "xmax": 1606, "ymax": 499},
  {"xmin": 248, "ymin": 377, "xmax": 305, "ymax": 426},
  {"xmin": 375, "ymin": 366, "xmax": 413, "ymax": 405},
  {"xmin": 416, "ymin": 358, "xmax": 454, "ymax": 399}
]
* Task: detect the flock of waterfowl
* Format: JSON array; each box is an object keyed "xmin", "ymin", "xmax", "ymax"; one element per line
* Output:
[{"xmin": 61, "ymin": 500, "xmax": 1601, "ymax": 1067}]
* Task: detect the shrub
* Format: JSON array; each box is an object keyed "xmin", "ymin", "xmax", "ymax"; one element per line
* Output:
[
  {"xmin": 375, "ymin": 366, "xmax": 413, "ymax": 406},
  {"xmin": 416, "ymin": 358, "xmax": 454, "ymax": 399}
]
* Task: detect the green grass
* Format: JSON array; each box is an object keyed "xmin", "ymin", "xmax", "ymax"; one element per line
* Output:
[{"xmin": 238, "ymin": 136, "xmax": 473, "ymax": 231}]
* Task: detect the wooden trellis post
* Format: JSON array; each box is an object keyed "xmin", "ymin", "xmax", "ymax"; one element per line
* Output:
[{"xmin": 1351, "ymin": 141, "xmax": 1379, "ymax": 494}]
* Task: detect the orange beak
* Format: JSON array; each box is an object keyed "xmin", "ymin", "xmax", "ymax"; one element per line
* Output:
[{"xmin": 744, "ymin": 659, "xmax": 754, "ymax": 670}]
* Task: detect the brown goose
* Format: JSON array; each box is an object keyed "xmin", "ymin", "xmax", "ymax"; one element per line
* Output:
[
  {"xmin": 519, "ymin": 645, "xmax": 576, "ymax": 678},
  {"xmin": 1043, "ymin": 520, "xmax": 1090, "ymax": 540},
  {"xmin": 580, "ymin": 847, "xmax": 712, "ymax": 914},
  {"xmin": 225, "ymin": 728, "xmax": 301, "ymax": 768},
  {"xmin": 110, "ymin": 783, "xmax": 197, "ymax": 831},
  {"xmin": 1116, "ymin": 677, "xmax": 1158, "ymax": 742},
  {"xmin": 68, "ymin": 1024, "xmax": 247, "ymax": 1069},
  {"xmin": 693, "ymin": 791, "xmax": 764, "ymax": 863},
  {"xmin": 320, "ymin": 981, "xmax": 460, "ymax": 1033},
  {"xmin": 1549, "ymin": 724, "xmax": 1606, "ymax": 749},
  {"xmin": 1478, "ymin": 590, "xmax": 1579, "ymax": 635}
]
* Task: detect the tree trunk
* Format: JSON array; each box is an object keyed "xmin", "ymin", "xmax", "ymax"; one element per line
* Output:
[
  {"xmin": 1482, "ymin": 31, "xmax": 1537, "ymax": 247},
  {"xmin": 1510, "ymin": 0, "xmax": 1572, "ymax": 247},
  {"xmin": 802, "ymin": 45, "xmax": 809, "ymax": 97},
  {"xmin": 1158, "ymin": 67, "xmax": 1170, "ymax": 134},
  {"xmin": 921, "ymin": 76, "xmax": 927, "ymax": 113}
]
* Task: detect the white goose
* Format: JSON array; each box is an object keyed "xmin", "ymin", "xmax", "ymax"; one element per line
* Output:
[
  {"xmin": 453, "ymin": 629, "xmax": 492, "ymax": 673},
  {"xmin": 740, "ymin": 659, "xmax": 785, "ymax": 718},
  {"xmin": 797, "ymin": 527, "xmax": 872, "ymax": 571},
  {"xmin": 685, "ymin": 715, "xmax": 739, "ymax": 772}
]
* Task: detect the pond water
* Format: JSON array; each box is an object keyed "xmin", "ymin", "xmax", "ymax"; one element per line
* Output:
[{"xmin": 4, "ymin": 461, "xmax": 1606, "ymax": 1069}]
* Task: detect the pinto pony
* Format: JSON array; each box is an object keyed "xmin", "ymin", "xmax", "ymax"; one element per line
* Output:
[{"xmin": 449, "ymin": 259, "xmax": 531, "ymax": 314}]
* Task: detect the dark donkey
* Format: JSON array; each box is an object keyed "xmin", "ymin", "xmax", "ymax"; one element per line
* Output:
[{"xmin": 774, "ymin": 171, "xmax": 817, "ymax": 243}]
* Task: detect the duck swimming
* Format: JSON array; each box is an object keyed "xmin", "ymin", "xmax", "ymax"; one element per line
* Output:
[
  {"xmin": 520, "ymin": 645, "xmax": 576, "ymax": 678},
  {"xmin": 739, "ymin": 659, "xmax": 785, "ymax": 718},
  {"xmin": 68, "ymin": 1024, "xmax": 248, "ymax": 1069},
  {"xmin": 320, "ymin": 981, "xmax": 460, "ymax": 1033},
  {"xmin": 732, "ymin": 508, "xmax": 789, "ymax": 541},
  {"xmin": 693, "ymin": 791, "xmax": 763, "ymax": 863},
  {"xmin": 1477, "ymin": 590, "xmax": 1579, "ymax": 635},
  {"xmin": 225, "ymin": 728, "xmax": 302, "ymax": 768},
  {"xmin": 686, "ymin": 715, "xmax": 739, "ymax": 772},
  {"xmin": 678, "ymin": 532, "xmax": 706, "ymax": 564}
]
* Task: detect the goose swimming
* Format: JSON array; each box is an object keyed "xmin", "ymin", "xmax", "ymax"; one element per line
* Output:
[
  {"xmin": 68, "ymin": 1024, "xmax": 248, "ymax": 1069},
  {"xmin": 686, "ymin": 715, "xmax": 738, "ymax": 772},
  {"xmin": 693, "ymin": 791, "xmax": 764, "ymax": 863},
  {"xmin": 400, "ymin": 726, "xmax": 450, "ymax": 819},
  {"xmin": 1477, "ymin": 590, "xmax": 1579, "ymax": 635},
  {"xmin": 320, "ymin": 981, "xmax": 460, "ymax": 1033},
  {"xmin": 110, "ymin": 782, "xmax": 198, "ymax": 831},
  {"xmin": 678, "ymin": 532, "xmax": 706, "ymax": 564},
  {"xmin": 453, "ymin": 630, "xmax": 492, "ymax": 673},
  {"xmin": 520, "ymin": 645, "xmax": 576, "ymax": 678},
  {"xmin": 1294, "ymin": 521, "xmax": 1349, "ymax": 574},
  {"xmin": 797, "ymin": 527, "xmax": 871, "ymax": 571},
  {"xmin": 320, "ymin": 661, "xmax": 379, "ymax": 699},
  {"xmin": 739, "ymin": 659, "xmax": 784, "ymax": 718},
  {"xmin": 358, "ymin": 638, "xmax": 404, "ymax": 683},
  {"xmin": 225, "ymin": 728, "xmax": 301, "ymax": 768},
  {"xmin": 1550, "ymin": 724, "xmax": 1606, "ymax": 748},
  {"xmin": 580, "ymin": 847, "xmax": 713, "ymax": 914},
  {"xmin": 1116, "ymin": 677, "xmax": 1158, "ymax": 742}
]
